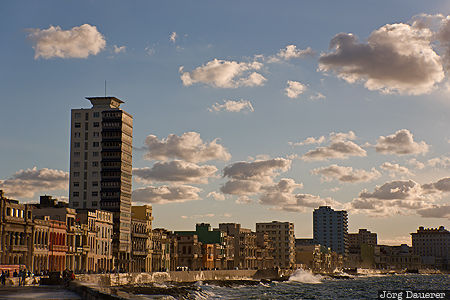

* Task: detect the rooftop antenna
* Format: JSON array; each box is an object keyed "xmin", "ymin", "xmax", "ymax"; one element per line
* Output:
[{"xmin": 104, "ymin": 80, "xmax": 107, "ymax": 97}]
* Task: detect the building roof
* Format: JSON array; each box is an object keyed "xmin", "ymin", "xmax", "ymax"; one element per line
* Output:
[{"xmin": 85, "ymin": 96, "xmax": 124, "ymax": 108}]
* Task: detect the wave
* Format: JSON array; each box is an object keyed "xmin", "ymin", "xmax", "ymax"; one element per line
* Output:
[{"xmin": 288, "ymin": 269, "xmax": 322, "ymax": 284}]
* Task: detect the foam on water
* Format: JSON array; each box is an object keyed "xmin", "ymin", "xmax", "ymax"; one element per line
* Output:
[{"xmin": 288, "ymin": 269, "xmax": 323, "ymax": 284}]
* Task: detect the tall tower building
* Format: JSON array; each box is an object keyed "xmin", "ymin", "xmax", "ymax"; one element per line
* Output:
[
  {"xmin": 69, "ymin": 97, "xmax": 133, "ymax": 270},
  {"xmin": 313, "ymin": 206, "xmax": 348, "ymax": 255}
]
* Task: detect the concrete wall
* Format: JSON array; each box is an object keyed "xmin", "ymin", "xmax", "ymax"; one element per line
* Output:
[{"xmin": 76, "ymin": 269, "xmax": 293, "ymax": 286}]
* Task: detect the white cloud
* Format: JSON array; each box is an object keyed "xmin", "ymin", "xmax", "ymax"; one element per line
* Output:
[
  {"xmin": 311, "ymin": 164, "xmax": 381, "ymax": 183},
  {"xmin": 145, "ymin": 46, "xmax": 155, "ymax": 56},
  {"xmin": 144, "ymin": 132, "xmax": 231, "ymax": 163},
  {"xmin": 170, "ymin": 32, "xmax": 177, "ymax": 43},
  {"xmin": 27, "ymin": 24, "xmax": 106, "ymax": 59},
  {"xmin": 222, "ymin": 158, "xmax": 291, "ymax": 184},
  {"xmin": 302, "ymin": 140, "xmax": 367, "ymax": 161},
  {"xmin": 179, "ymin": 59, "xmax": 266, "ymax": 88},
  {"xmin": 113, "ymin": 45, "xmax": 126, "ymax": 54},
  {"xmin": 375, "ymin": 129, "xmax": 429, "ymax": 155},
  {"xmin": 289, "ymin": 136, "xmax": 326, "ymax": 146},
  {"xmin": 427, "ymin": 155, "xmax": 450, "ymax": 168},
  {"xmin": 236, "ymin": 196, "xmax": 253, "ymax": 204},
  {"xmin": 310, "ymin": 92, "xmax": 326, "ymax": 101},
  {"xmin": 132, "ymin": 185, "xmax": 201, "ymax": 204},
  {"xmin": 319, "ymin": 22, "xmax": 444, "ymax": 95},
  {"xmin": 259, "ymin": 178, "xmax": 303, "ymax": 206},
  {"xmin": 133, "ymin": 161, "xmax": 217, "ymax": 184},
  {"xmin": 208, "ymin": 99, "xmax": 254, "ymax": 113},
  {"xmin": 207, "ymin": 191, "xmax": 225, "ymax": 201},
  {"xmin": 0, "ymin": 167, "xmax": 69, "ymax": 199},
  {"xmin": 285, "ymin": 80, "xmax": 307, "ymax": 98},
  {"xmin": 350, "ymin": 179, "xmax": 450, "ymax": 218},
  {"xmin": 407, "ymin": 158, "xmax": 425, "ymax": 170},
  {"xmin": 380, "ymin": 162, "xmax": 412, "ymax": 177},
  {"xmin": 268, "ymin": 45, "xmax": 315, "ymax": 62}
]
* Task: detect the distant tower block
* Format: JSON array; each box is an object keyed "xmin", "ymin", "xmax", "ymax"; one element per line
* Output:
[{"xmin": 69, "ymin": 96, "xmax": 133, "ymax": 271}]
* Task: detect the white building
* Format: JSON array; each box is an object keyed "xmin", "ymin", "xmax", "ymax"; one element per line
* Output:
[
  {"xmin": 411, "ymin": 226, "xmax": 449, "ymax": 270},
  {"xmin": 256, "ymin": 221, "xmax": 295, "ymax": 268},
  {"xmin": 69, "ymin": 96, "xmax": 133, "ymax": 271},
  {"xmin": 313, "ymin": 206, "xmax": 348, "ymax": 256}
]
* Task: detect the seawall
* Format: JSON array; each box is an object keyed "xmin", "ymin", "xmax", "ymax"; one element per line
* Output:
[{"xmin": 76, "ymin": 269, "xmax": 294, "ymax": 286}]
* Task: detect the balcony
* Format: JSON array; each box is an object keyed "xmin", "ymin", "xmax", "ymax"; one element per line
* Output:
[{"xmin": 10, "ymin": 245, "xmax": 28, "ymax": 252}]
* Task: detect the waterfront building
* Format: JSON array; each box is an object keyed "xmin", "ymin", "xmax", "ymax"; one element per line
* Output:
[
  {"xmin": 374, "ymin": 244, "xmax": 421, "ymax": 270},
  {"xmin": 347, "ymin": 229, "xmax": 377, "ymax": 268},
  {"xmin": 69, "ymin": 97, "xmax": 133, "ymax": 271},
  {"xmin": 255, "ymin": 232, "xmax": 274, "ymax": 270},
  {"xmin": 31, "ymin": 196, "xmax": 82, "ymax": 272},
  {"xmin": 47, "ymin": 219, "xmax": 67, "ymax": 272},
  {"xmin": 32, "ymin": 217, "xmax": 50, "ymax": 273},
  {"xmin": 131, "ymin": 205, "xmax": 153, "ymax": 272},
  {"xmin": 256, "ymin": 221, "xmax": 295, "ymax": 268},
  {"xmin": 77, "ymin": 209, "xmax": 114, "ymax": 272},
  {"xmin": 411, "ymin": 226, "xmax": 449, "ymax": 270},
  {"xmin": 152, "ymin": 228, "xmax": 174, "ymax": 271},
  {"xmin": 0, "ymin": 190, "xmax": 33, "ymax": 269},
  {"xmin": 313, "ymin": 206, "xmax": 348, "ymax": 256},
  {"xmin": 218, "ymin": 223, "xmax": 258, "ymax": 269},
  {"xmin": 176, "ymin": 234, "xmax": 202, "ymax": 270}
]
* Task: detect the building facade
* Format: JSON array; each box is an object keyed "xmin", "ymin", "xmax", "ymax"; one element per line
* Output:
[
  {"xmin": 256, "ymin": 221, "xmax": 295, "ymax": 268},
  {"xmin": 131, "ymin": 205, "xmax": 153, "ymax": 272},
  {"xmin": 411, "ymin": 226, "xmax": 449, "ymax": 270},
  {"xmin": 313, "ymin": 206, "xmax": 348, "ymax": 256},
  {"xmin": 69, "ymin": 97, "xmax": 133, "ymax": 271}
]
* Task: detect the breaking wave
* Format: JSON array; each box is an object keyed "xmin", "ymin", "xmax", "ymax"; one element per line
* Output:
[{"xmin": 288, "ymin": 269, "xmax": 323, "ymax": 284}]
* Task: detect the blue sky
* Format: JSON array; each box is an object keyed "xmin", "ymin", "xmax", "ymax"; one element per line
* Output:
[{"xmin": 1, "ymin": 1, "xmax": 449, "ymax": 244}]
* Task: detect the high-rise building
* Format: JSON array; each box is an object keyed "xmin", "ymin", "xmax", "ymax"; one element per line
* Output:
[
  {"xmin": 256, "ymin": 221, "xmax": 295, "ymax": 268},
  {"xmin": 313, "ymin": 206, "xmax": 348, "ymax": 255},
  {"xmin": 69, "ymin": 97, "xmax": 133, "ymax": 271}
]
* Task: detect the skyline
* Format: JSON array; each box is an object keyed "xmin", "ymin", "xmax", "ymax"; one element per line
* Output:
[{"xmin": 1, "ymin": 1, "xmax": 450, "ymax": 245}]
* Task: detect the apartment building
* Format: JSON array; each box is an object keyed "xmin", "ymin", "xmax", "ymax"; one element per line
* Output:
[
  {"xmin": 256, "ymin": 221, "xmax": 295, "ymax": 268},
  {"xmin": 313, "ymin": 206, "xmax": 348, "ymax": 256}
]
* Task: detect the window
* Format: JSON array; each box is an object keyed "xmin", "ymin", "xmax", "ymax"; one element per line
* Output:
[
  {"xmin": 93, "ymin": 151, "xmax": 99, "ymax": 157},
  {"xmin": 85, "ymin": 112, "xmax": 89, "ymax": 120},
  {"xmin": 74, "ymin": 152, "xmax": 80, "ymax": 157},
  {"xmin": 92, "ymin": 171, "xmax": 98, "ymax": 177},
  {"xmin": 92, "ymin": 201, "xmax": 98, "ymax": 206},
  {"xmin": 73, "ymin": 192, "xmax": 79, "ymax": 197},
  {"xmin": 73, "ymin": 162, "xmax": 80, "ymax": 167},
  {"xmin": 92, "ymin": 191, "xmax": 98, "ymax": 197},
  {"xmin": 74, "ymin": 142, "xmax": 80, "ymax": 148},
  {"xmin": 74, "ymin": 122, "xmax": 81, "ymax": 128},
  {"xmin": 74, "ymin": 172, "xmax": 80, "ymax": 177},
  {"xmin": 74, "ymin": 132, "xmax": 81, "ymax": 138},
  {"xmin": 73, "ymin": 182, "xmax": 79, "ymax": 187},
  {"xmin": 93, "ymin": 112, "xmax": 100, "ymax": 118},
  {"xmin": 92, "ymin": 181, "xmax": 98, "ymax": 187},
  {"xmin": 93, "ymin": 132, "xmax": 100, "ymax": 137},
  {"xmin": 92, "ymin": 162, "xmax": 98, "ymax": 167},
  {"xmin": 74, "ymin": 113, "xmax": 81, "ymax": 119},
  {"xmin": 6, "ymin": 208, "xmax": 11, "ymax": 216},
  {"xmin": 93, "ymin": 122, "xmax": 99, "ymax": 127},
  {"xmin": 73, "ymin": 202, "xmax": 79, "ymax": 207},
  {"xmin": 93, "ymin": 142, "xmax": 99, "ymax": 147}
]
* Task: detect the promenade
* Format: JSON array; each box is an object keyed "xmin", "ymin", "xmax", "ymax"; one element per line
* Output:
[{"xmin": 0, "ymin": 286, "xmax": 81, "ymax": 299}]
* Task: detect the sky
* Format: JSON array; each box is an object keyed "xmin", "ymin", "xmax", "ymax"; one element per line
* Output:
[{"xmin": 1, "ymin": 1, "xmax": 450, "ymax": 245}]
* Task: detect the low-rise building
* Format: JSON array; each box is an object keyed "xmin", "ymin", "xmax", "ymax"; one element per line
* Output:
[
  {"xmin": 131, "ymin": 205, "xmax": 153, "ymax": 272},
  {"xmin": 411, "ymin": 226, "xmax": 449, "ymax": 270}
]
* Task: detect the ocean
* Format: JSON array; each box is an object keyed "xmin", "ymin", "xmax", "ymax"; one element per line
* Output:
[{"xmin": 120, "ymin": 270, "xmax": 449, "ymax": 300}]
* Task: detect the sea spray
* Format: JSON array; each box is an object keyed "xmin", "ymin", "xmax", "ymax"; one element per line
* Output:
[{"xmin": 288, "ymin": 269, "xmax": 322, "ymax": 284}]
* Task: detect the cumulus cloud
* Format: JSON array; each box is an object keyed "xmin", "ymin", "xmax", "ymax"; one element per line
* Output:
[
  {"xmin": 310, "ymin": 92, "xmax": 326, "ymax": 101},
  {"xmin": 221, "ymin": 179, "xmax": 262, "ymax": 196},
  {"xmin": 132, "ymin": 185, "xmax": 201, "ymax": 204},
  {"xmin": 133, "ymin": 161, "xmax": 217, "ymax": 184},
  {"xmin": 375, "ymin": 129, "xmax": 429, "ymax": 155},
  {"xmin": 289, "ymin": 136, "xmax": 326, "ymax": 146},
  {"xmin": 179, "ymin": 59, "xmax": 266, "ymax": 88},
  {"xmin": 417, "ymin": 205, "xmax": 450, "ymax": 218},
  {"xmin": 0, "ymin": 167, "xmax": 69, "ymax": 198},
  {"xmin": 144, "ymin": 132, "xmax": 231, "ymax": 163},
  {"xmin": 350, "ymin": 179, "xmax": 450, "ymax": 218},
  {"xmin": 268, "ymin": 45, "xmax": 315, "ymax": 62},
  {"xmin": 207, "ymin": 191, "xmax": 225, "ymax": 201},
  {"xmin": 285, "ymin": 80, "xmax": 307, "ymax": 98},
  {"xmin": 170, "ymin": 32, "xmax": 177, "ymax": 43},
  {"xmin": 380, "ymin": 162, "xmax": 412, "ymax": 177},
  {"xmin": 302, "ymin": 140, "xmax": 366, "ymax": 161},
  {"xmin": 427, "ymin": 155, "xmax": 450, "ymax": 168},
  {"xmin": 208, "ymin": 99, "xmax": 254, "ymax": 113},
  {"xmin": 113, "ymin": 45, "xmax": 126, "ymax": 54},
  {"xmin": 311, "ymin": 164, "xmax": 381, "ymax": 183},
  {"xmin": 407, "ymin": 158, "xmax": 426, "ymax": 170},
  {"xmin": 223, "ymin": 158, "xmax": 291, "ymax": 184},
  {"xmin": 319, "ymin": 21, "xmax": 444, "ymax": 95},
  {"xmin": 27, "ymin": 24, "xmax": 106, "ymax": 59},
  {"xmin": 259, "ymin": 178, "xmax": 303, "ymax": 206},
  {"xmin": 236, "ymin": 196, "xmax": 253, "ymax": 204}
]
